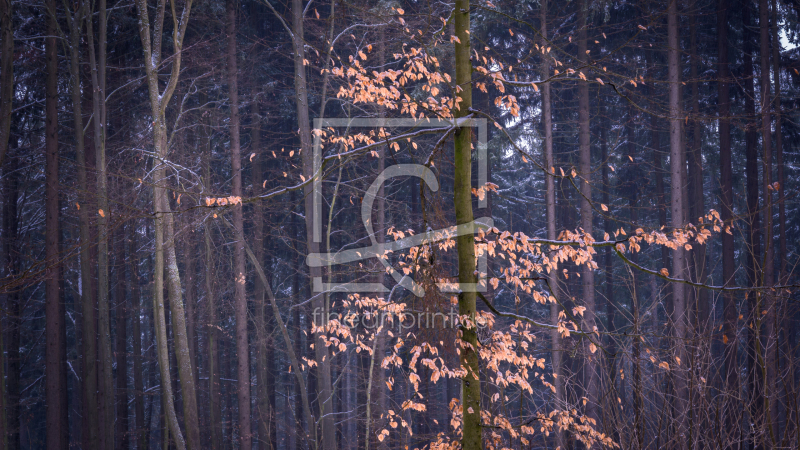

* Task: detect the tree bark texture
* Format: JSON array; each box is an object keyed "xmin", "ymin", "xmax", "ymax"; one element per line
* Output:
[
  {"xmin": 668, "ymin": 2, "xmax": 689, "ymax": 446},
  {"xmin": 453, "ymin": 1, "xmax": 480, "ymax": 448}
]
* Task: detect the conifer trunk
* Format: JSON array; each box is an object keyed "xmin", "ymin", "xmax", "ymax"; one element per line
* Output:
[
  {"xmin": 771, "ymin": 0, "xmax": 785, "ymax": 284},
  {"xmin": 577, "ymin": 1, "xmax": 599, "ymax": 435},
  {"xmin": 668, "ymin": 1, "xmax": 689, "ymax": 446},
  {"xmin": 741, "ymin": 6, "xmax": 764, "ymax": 446},
  {"xmin": 3, "ymin": 153, "xmax": 20, "ymax": 450},
  {"xmin": 717, "ymin": 1, "xmax": 739, "ymax": 446},
  {"xmin": 65, "ymin": 3, "xmax": 100, "ymax": 446},
  {"xmin": 204, "ymin": 165, "xmax": 222, "ymax": 450},
  {"xmin": 85, "ymin": 3, "xmax": 115, "ymax": 445},
  {"xmin": 759, "ymin": 0, "xmax": 777, "ymax": 443},
  {"xmin": 129, "ymin": 223, "xmax": 147, "ymax": 449},
  {"xmin": 45, "ymin": 0, "xmax": 65, "ymax": 443},
  {"xmin": 115, "ymin": 227, "xmax": 129, "ymax": 450},
  {"xmin": 0, "ymin": 2, "xmax": 11, "ymax": 439},
  {"xmin": 0, "ymin": 0, "xmax": 11, "ymax": 168},
  {"xmin": 226, "ymin": 0, "xmax": 252, "ymax": 447},
  {"xmin": 251, "ymin": 101, "xmax": 275, "ymax": 450},
  {"xmin": 541, "ymin": 1, "xmax": 564, "ymax": 448}
]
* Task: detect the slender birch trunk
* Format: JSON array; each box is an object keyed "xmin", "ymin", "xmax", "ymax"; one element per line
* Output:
[{"xmin": 132, "ymin": 0, "xmax": 200, "ymax": 446}]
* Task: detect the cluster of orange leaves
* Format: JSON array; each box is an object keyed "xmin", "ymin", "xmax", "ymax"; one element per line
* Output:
[{"xmin": 203, "ymin": 196, "xmax": 242, "ymax": 207}]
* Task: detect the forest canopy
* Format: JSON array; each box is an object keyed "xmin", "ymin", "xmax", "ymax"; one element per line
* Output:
[{"xmin": 0, "ymin": 0, "xmax": 799, "ymax": 449}]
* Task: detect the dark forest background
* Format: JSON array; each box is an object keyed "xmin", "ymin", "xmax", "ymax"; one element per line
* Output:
[{"xmin": 1, "ymin": 0, "xmax": 800, "ymax": 448}]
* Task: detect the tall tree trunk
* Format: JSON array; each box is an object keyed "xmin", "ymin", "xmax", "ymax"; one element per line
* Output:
[
  {"xmin": 624, "ymin": 105, "xmax": 643, "ymax": 450},
  {"xmin": 129, "ymin": 222, "xmax": 147, "ymax": 449},
  {"xmin": 133, "ymin": 0, "xmax": 200, "ymax": 446},
  {"xmin": 114, "ymin": 225, "xmax": 129, "ymax": 450},
  {"xmin": 225, "ymin": 0, "xmax": 252, "ymax": 447},
  {"xmin": 65, "ymin": 3, "xmax": 100, "ymax": 447},
  {"xmin": 184, "ymin": 229, "xmax": 197, "ymax": 389},
  {"xmin": 687, "ymin": 15, "xmax": 707, "ymax": 449},
  {"xmin": 287, "ymin": 0, "xmax": 332, "ymax": 446},
  {"xmin": 771, "ymin": 1, "xmax": 790, "ymax": 444},
  {"xmin": 0, "ymin": 0, "xmax": 11, "ymax": 168},
  {"xmin": 0, "ymin": 1, "xmax": 11, "ymax": 440},
  {"xmin": 293, "ymin": 291, "xmax": 303, "ymax": 450},
  {"xmin": 771, "ymin": 0, "xmax": 785, "ymax": 284},
  {"xmin": 741, "ymin": 5, "xmax": 763, "ymax": 447},
  {"xmin": 85, "ymin": 4, "xmax": 114, "ymax": 446},
  {"xmin": 577, "ymin": 1, "xmax": 599, "ymax": 435},
  {"xmin": 759, "ymin": 0, "xmax": 777, "ymax": 444},
  {"xmin": 717, "ymin": 1, "xmax": 739, "ymax": 447},
  {"xmin": 373, "ymin": 27, "xmax": 388, "ymax": 450},
  {"xmin": 688, "ymin": 12, "xmax": 708, "ymax": 328},
  {"xmin": 453, "ymin": 1, "xmax": 479, "ymax": 448},
  {"xmin": 541, "ymin": 2, "xmax": 564, "ymax": 448},
  {"xmin": 3, "ymin": 151, "xmax": 20, "ymax": 450},
  {"xmin": 45, "ymin": 0, "xmax": 65, "ymax": 444},
  {"xmin": 668, "ymin": 1, "xmax": 689, "ymax": 447},
  {"xmin": 251, "ymin": 102, "xmax": 275, "ymax": 450},
  {"xmin": 203, "ymin": 109, "xmax": 222, "ymax": 450}
]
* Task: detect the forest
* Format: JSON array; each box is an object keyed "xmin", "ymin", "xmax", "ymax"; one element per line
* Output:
[{"xmin": 1, "ymin": 0, "xmax": 799, "ymax": 448}]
